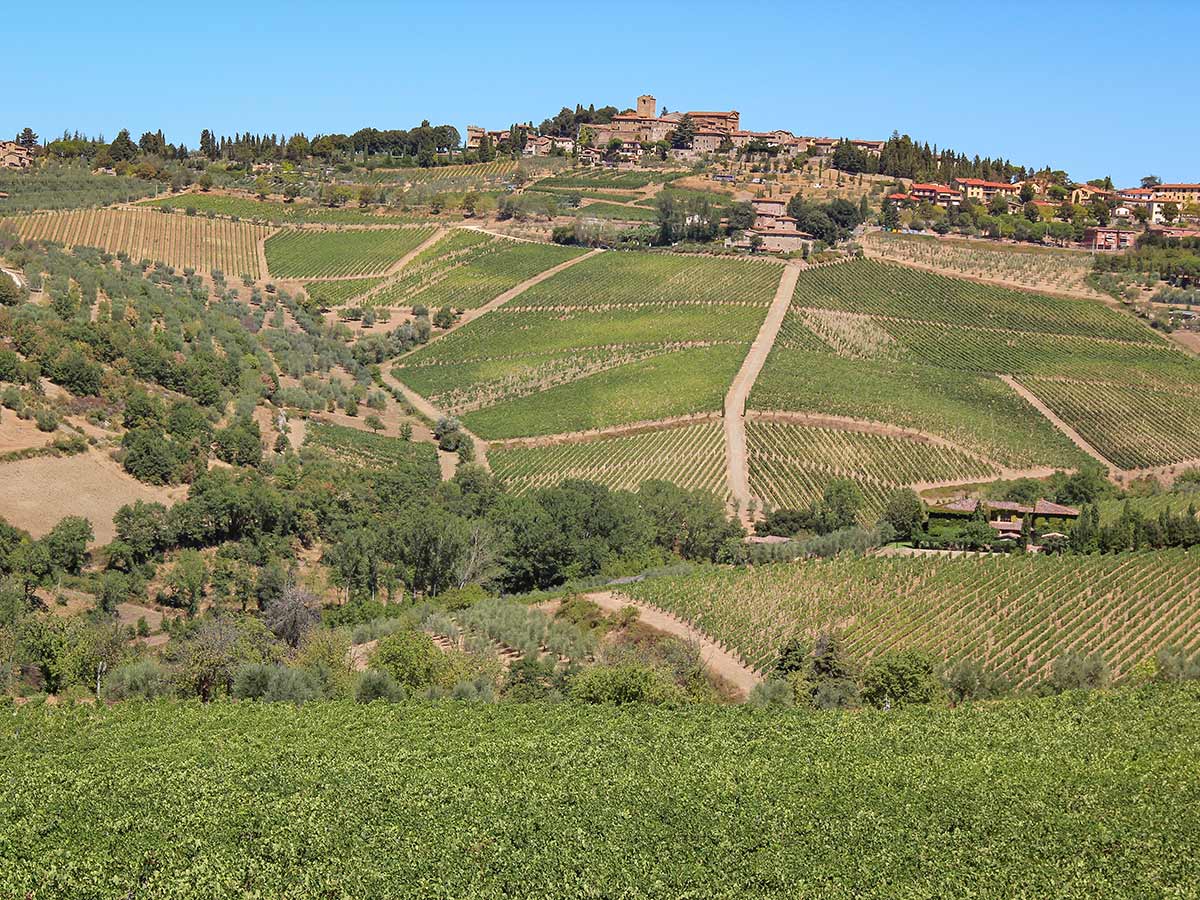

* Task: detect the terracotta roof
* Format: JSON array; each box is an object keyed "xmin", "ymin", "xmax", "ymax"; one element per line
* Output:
[
  {"xmin": 910, "ymin": 182, "xmax": 960, "ymax": 195},
  {"xmin": 937, "ymin": 498, "xmax": 1079, "ymax": 517},
  {"xmin": 887, "ymin": 192, "xmax": 910, "ymax": 200},
  {"xmin": 1156, "ymin": 183, "xmax": 1200, "ymax": 190},
  {"xmin": 954, "ymin": 178, "xmax": 1016, "ymax": 189}
]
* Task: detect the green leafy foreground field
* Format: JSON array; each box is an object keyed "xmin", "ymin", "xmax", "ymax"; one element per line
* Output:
[{"xmin": 3, "ymin": 689, "xmax": 1199, "ymax": 898}]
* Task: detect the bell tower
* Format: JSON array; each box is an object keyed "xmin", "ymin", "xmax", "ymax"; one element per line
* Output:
[{"xmin": 637, "ymin": 95, "xmax": 656, "ymax": 119}]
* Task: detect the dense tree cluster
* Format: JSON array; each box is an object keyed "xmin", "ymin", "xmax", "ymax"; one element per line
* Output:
[{"xmin": 832, "ymin": 132, "xmax": 1030, "ymax": 184}]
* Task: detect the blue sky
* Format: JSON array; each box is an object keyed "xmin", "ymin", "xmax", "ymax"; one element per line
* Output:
[{"xmin": 6, "ymin": 0, "xmax": 1195, "ymax": 188}]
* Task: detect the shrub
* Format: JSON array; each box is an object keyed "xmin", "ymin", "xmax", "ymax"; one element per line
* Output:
[
  {"xmin": 371, "ymin": 626, "xmax": 448, "ymax": 688},
  {"xmin": 356, "ymin": 669, "xmax": 405, "ymax": 703},
  {"xmin": 944, "ymin": 660, "xmax": 1009, "ymax": 703},
  {"xmin": 860, "ymin": 650, "xmax": 941, "ymax": 708},
  {"xmin": 748, "ymin": 678, "xmax": 795, "ymax": 709},
  {"xmin": 34, "ymin": 409, "xmax": 59, "ymax": 432},
  {"xmin": 568, "ymin": 663, "xmax": 683, "ymax": 706},
  {"xmin": 1045, "ymin": 651, "xmax": 1110, "ymax": 694},
  {"xmin": 104, "ymin": 660, "xmax": 170, "ymax": 700}
]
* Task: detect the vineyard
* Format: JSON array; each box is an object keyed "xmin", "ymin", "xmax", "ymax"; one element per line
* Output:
[
  {"xmin": 304, "ymin": 422, "xmax": 439, "ymax": 475},
  {"xmin": 5, "ymin": 689, "xmax": 1198, "ymax": 897},
  {"xmin": 395, "ymin": 252, "xmax": 781, "ymax": 439},
  {"xmin": 575, "ymin": 201, "xmax": 659, "ymax": 222},
  {"xmin": 7, "ymin": 207, "xmax": 272, "ymax": 276},
  {"xmin": 489, "ymin": 421, "xmax": 728, "ymax": 498},
  {"xmin": 144, "ymin": 193, "xmax": 419, "ymax": 225},
  {"xmin": 366, "ymin": 230, "xmax": 587, "ymax": 309},
  {"xmin": 622, "ymin": 549, "xmax": 1200, "ymax": 682},
  {"xmin": 747, "ymin": 420, "xmax": 998, "ymax": 517},
  {"xmin": 862, "ymin": 231, "xmax": 1102, "ymax": 297},
  {"xmin": 1020, "ymin": 377, "xmax": 1200, "ymax": 469},
  {"xmin": 302, "ymin": 277, "xmax": 385, "ymax": 307},
  {"xmin": 372, "ymin": 159, "xmax": 520, "ymax": 183},
  {"xmin": 533, "ymin": 169, "xmax": 682, "ymax": 190},
  {"xmin": 751, "ymin": 259, "xmax": 1200, "ymax": 470},
  {"xmin": 790, "ymin": 258, "xmax": 1156, "ymax": 342},
  {"xmin": 265, "ymin": 226, "xmax": 437, "ymax": 279},
  {"xmin": 751, "ymin": 350, "xmax": 1090, "ymax": 470}
]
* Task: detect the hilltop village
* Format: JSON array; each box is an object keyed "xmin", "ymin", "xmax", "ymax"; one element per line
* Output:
[{"xmin": 463, "ymin": 93, "xmax": 1199, "ymax": 255}]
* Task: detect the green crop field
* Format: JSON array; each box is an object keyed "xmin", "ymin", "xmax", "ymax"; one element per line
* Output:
[
  {"xmin": 367, "ymin": 229, "xmax": 587, "ymax": 310},
  {"xmin": 4, "ymin": 689, "xmax": 1198, "ymax": 897},
  {"xmin": 265, "ymin": 226, "xmax": 437, "ymax": 279},
  {"xmin": 751, "ymin": 259, "xmax": 1200, "ymax": 470},
  {"xmin": 490, "ymin": 421, "xmax": 728, "ymax": 497},
  {"xmin": 623, "ymin": 550, "xmax": 1200, "ymax": 681},
  {"xmin": 143, "ymin": 193, "xmax": 420, "ymax": 225},
  {"xmin": 395, "ymin": 252, "xmax": 782, "ymax": 439},
  {"xmin": 747, "ymin": 420, "xmax": 998, "ymax": 517},
  {"xmin": 302, "ymin": 276, "xmax": 384, "ymax": 306}
]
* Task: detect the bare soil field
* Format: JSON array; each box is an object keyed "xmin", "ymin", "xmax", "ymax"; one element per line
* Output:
[
  {"xmin": 0, "ymin": 416, "xmax": 58, "ymax": 455},
  {"xmin": 0, "ymin": 450, "xmax": 185, "ymax": 544}
]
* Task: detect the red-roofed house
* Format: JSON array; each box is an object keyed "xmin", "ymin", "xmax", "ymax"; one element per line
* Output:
[
  {"xmin": 1083, "ymin": 226, "xmax": 1136, "ymax": 251},
  {"xmin": 909, "ymin": 183, "xmax": 962, "ymax": 207},
  {"xmin": 1152, "ymin": 184, "xmax": 1200, "ymax": 206},
  {"xmin": 952, "ymin": 177, "xmax": 1019, "ymax": 203}
]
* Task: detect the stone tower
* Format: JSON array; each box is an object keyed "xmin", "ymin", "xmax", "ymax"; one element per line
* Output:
[{"xmin": 637, "ymin": 95, "xmax": 656, "ymax": 119}]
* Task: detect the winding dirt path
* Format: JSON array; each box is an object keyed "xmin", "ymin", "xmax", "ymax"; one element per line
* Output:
[
  {"xmin": 584, "ymin": 590, "xmax": 761, "ymax": 699},
  {"xmin": 378, "ymin": 368, "xmax": 485, "ymax": 475},
  {"xmin": 1000, "ymin": 375, "xmax": 1117, "ymax": 474},
  {"xmin": 725, "ymin": 264, "xmax": 801, "ymax": 521}
]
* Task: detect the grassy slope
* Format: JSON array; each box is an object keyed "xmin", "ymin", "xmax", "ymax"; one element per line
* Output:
[{"xmin": 3, "ymin": 688, "xmax": 1198, "ymax": 897}]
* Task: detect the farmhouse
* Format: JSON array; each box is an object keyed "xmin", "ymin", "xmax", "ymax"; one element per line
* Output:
[
  {"xmin": 953, "ymin": 177, "xmax": 1019, "ymax": 203},
  {"xmin": 0, "ymin": 142, "xmax": 33, "ymax": 169},
  {"xmin": 931, "ymin": 497, "xmax": 1080, "ymax": 538}
]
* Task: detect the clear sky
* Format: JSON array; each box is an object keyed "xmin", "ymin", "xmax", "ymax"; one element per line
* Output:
[{"xmin": 5, "ymin": 0, "xmax": 1195, "ymax": 188}]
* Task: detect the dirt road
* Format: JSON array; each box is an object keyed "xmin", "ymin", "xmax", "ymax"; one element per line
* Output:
[
  {"xmin": 724, "ymin": 264, "xmax": 801, "ymax": 521},
  {"xmin": 585, "ymin": 590, "xmax": 761, "ymax": 699},
  {"xmin": 1000, "ymin": 375, "xmax": 1117, "ymax": 474}
]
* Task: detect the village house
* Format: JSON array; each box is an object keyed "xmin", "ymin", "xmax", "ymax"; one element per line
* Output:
[
  {"xmin": 465, "ymin": 126, "xmax": 511, "ymax": 151},
  {"xmin": 805, "ymin": 137, "xmax": 838, "ymax": 156},
  {"xmin": 907, "ymin": 183, "xmax": 962, "ymax": 208},
  {"xmin": 1149, "ymin": 183, "xmax": 1200, "ymax": 206},
  {"xmin": 1070, "ymin": 183, "xmax": 1112, "ymax": 205},
  {"xmin": 691, "ymin": 130, "xmax": 727, "ymax": 154},
  {"xmin": 751, "ymin": 197, "xmax": 787, "ymax": 227},
  {"xmin": 952, "ymin": 177, "xmax": 1019, "ymax": 203},
  {"xmin": 0, "ymin": 141, "xmax": 33, "ymax": 169},
  {"xmin": 1151, "ymin": 225, "xmax": 1200, "ymax": 239},
  {"xmin": 850, "ymin": 139, "xmax": 885, "ymax": 156},
  {"xmin": 1083, "ymin": 226, "xmax": 1137, "ymax": 251}
]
